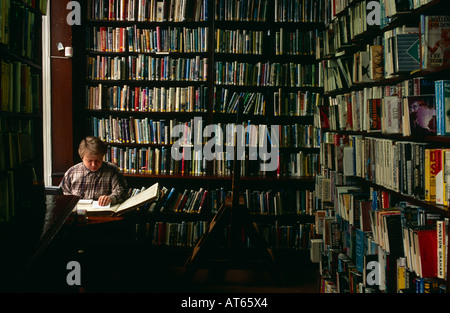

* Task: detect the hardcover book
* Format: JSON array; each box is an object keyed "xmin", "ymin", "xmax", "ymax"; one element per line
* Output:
[
  {"xmin": 435, "ymin": 80, "xmax": 450, "ymax": 135},
  {"xmin": 370, "ymin": 45, "xmax": 383, "ymax": 80},
  {"xmin": 407, "ymin": 95, "xmax": 436, "ymax": 135},
  {"xmin": 383, "ymin": 95, "xmax": 402, "ymax": 134},
  {"xmin": 77, "ymin": 182, "xmax": 160, "ymax": 216},
  {"xmin": 421, "ymin": 15, "xmax": 450, "ymax": 69},
  {"xmin": 394, "ymin": 33, "xmax": 420, "ymax": 73},
  {"xmin": 414, "ymin": 228, "xmax": 438, "ymax": 278}
]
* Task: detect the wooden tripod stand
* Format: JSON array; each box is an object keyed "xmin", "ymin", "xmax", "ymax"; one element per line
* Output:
[{"xmin": 183, "ymin": 109, "xmax": 281, "ymax": 285}]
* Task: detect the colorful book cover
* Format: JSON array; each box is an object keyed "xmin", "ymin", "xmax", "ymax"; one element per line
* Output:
[
  {"xmin": 369, "ymin": 98, "xmax": 381, "ymax": 131},
  {"xmin": 407, "ymin": 95, "xmax": 436, "ymax": 135},
  {"xmin": 435, "ymin": 149, "xmax": 444, "ymax": 205},
  {"xmin": 394, "ymin": 33, "xmax": 421, "ymax": 73},
  {"xmin": 383, "ymin": 95, "xmax": 402, "ymax": 134},
  {"xmin": 422, "ymin": 15, "xmax": 450, "ymax": 69},
  {"xmin": 435, "ymin": 80, "xmax": 450, "ymax": 135},
  {"xmin": 425, "ymin": 149, "xmax": 437, "ymax": 202},
  {"xmin": 370, "ymin": 45, "xmax": 384, "ymax": 80}
]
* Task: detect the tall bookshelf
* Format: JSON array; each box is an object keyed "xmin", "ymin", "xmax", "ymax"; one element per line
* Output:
[
  {"xmin": 72, "ymin": 0, "xmax": 326, "ymax": 260},
  {"xmin": 314, "ymin": 0, "xmax": 450, "ymax": 293},
  {"xmin": 0, "ymin": 0, "xmax": 47, "ymax": 286}
]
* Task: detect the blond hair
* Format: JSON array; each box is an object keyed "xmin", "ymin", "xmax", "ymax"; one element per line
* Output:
[{"xmin": 78, "ymin": 136, "xmax": 107, "ymax": 159}]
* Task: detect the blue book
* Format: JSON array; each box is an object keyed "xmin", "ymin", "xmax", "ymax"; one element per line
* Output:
[
  {"xmin": 355, "ymin": 228, "xmax": 365, "ymax": 273},
  {"xmin": 436, "ymin": 80, "xmax": 444, "ymax": 135},
  {"xmin": 435, "ymin": 80, "xmax": 450, "ymax": 135}
]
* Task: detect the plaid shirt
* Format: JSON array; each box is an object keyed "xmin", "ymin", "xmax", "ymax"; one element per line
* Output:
[{"xmin": 60, "ymin": 161, "xmax": 128, "ymax": 205}]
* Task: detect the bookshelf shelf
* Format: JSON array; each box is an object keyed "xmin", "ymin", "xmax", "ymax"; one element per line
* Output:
[
  {"xmin": 0, "ymin": 0, "xmax": 47, "ymax": 290},
  {"xmin": 0, "ymin": 44, "xmax": 42, "ymax": 71},
  {"xmin": 324, "ymin": 129, "xmax": 450, "ymax": 145},
  {"xmin": 71, "ymin": 0, "xmax": 323, "ymax": 259},
  {"xmin": 380, "ymin": 0, "xmax": 448, "ymax": 32},
  {"xmin": 323, "ymin": 63, "xmax": 450, "ymax": 97},
  {"xmin": 352, "ymin": 176, "xmax": 450, "ymax": 216},
  {"xmin": 315, "ymin": 0, "xmax": 450, "ymax": 293}
]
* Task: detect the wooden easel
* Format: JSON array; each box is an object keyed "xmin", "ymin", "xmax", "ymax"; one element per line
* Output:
[{"xmin": 183, "ymin": 106, "xmax": 281, "ymax": 285}]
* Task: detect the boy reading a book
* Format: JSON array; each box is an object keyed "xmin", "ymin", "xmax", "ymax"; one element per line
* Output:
[{"xmin": 59, "ymin": 136, "xmax": 128, "ymax": 206}]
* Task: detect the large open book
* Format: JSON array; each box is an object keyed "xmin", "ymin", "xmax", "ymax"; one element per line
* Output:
[{"xmin": 76, "ymin": 183, "xmax": 160, "ymax": 216}]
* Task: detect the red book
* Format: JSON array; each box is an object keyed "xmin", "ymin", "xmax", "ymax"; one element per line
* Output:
[
  {"xmin": 134, "ymin": 86, "xmax": 140, "ymax": 111},
  {"xmin": 415, "ymin": 228, "xmax": 438, "ymax": 278}
]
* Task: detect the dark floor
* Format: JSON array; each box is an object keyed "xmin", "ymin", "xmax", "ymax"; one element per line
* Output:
[
  {"xmin": 7, "ymin": 219, "xmax": 320, "ymax": 296},
  {"xmin": 14, "ymin": 241, "xmax": 320, "ymax": 294}
]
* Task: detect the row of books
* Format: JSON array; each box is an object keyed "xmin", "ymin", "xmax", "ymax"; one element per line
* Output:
[
  {"xmin": 215, "ymin": 29, "xmax": 264, "ymax": 55},
  {"xmin": 86, "ymin": 84, "xmax": 209, "ymax": 112},
  {"xmin": 273, "ymin": 89, "xmax": 322, "ymax": 117},
  {"xmin": 351, "ymin": 193, "xmax": 447, "ymax": 282},
  {"xmin": 274, "ymin": 29, "xmax": 317, "ymax": 56},
  {"xmin": 420, "ymin": 15, "xmax": 450, "ymax": 70},
  {"xmin": 319, "ymin": 78, "xmax": 450, "ymax": 137},
  {"xmin": 88, "ymin": 25, "xmax": 209, "ymax": 53},
  {"xmin": 276, "ymin": 124, "xmax": 320, "ymax": 149},
  {"xmin": 105, "ymin": 144, "xmax": 206, "ymax": 175},
  {"xmin": 244, "ymin": 188, "xmax": 315, "ymax": 215},
  {"xmin": 323, "ymin": 0, "xmax": 435, "ymax": 30},
  {"xmin": 145, "ymin": 185, "xmax": 316, "ymax": 217},
  {"xmin": 401, "ymin": 215, "xmax": 448, "ymax": 281},
  {"xmin": 0, "ymin": 163, "xmax": 38, "ymax": 224},
  {"xmin": 159, "ymin": 186, "xmax": 210, "ymax": 214},
  {"xmin": 321, "ymin": 132, "xmax": 450, "ymax": 204},
  {"xmin": 380, "ymin": 0, "xmax": 439, "ymax": 28},
  {"xmin": 259, "ymin": 222, "xmax": 316, "ymax": 250},
  {"xmin": 87, "ymin": 54, "xmax": 208, "ymax": 81},
  {"xmin": 92, "ymin": 114, "xmax": 319, "ymax": 152},
  {"xmin": 214, "ymin": 61, "xmax": 320, "ymax": 87},
  {"xmin": 318, "ymin": 185, "xmax": 448, "ymax": 292},
  {"xmin": 277, "ymin": 151, "xmax": 319, "ymax": 178},
  {"xmin": 89, "ymin": 116, "xmax": 176, "ymax": 145},
  {"xmin": 0, "ymin": 60, "xmax": 40, "ymax": 114},
  {"xmin": 273, "ymin": 0, "xmax": 324, "ymax": 23},
  {"xmin": 146, "ymin": 221, "xmax": 316, "ymax": 250},
  {"xmin": 383, "ymin": 18, "xmax": 450, "ymax": 77},
  {"xmin": 103, "ymin": 142, "xmax": 318, "ymax": 178},
  {"xmin": 85, "ymin": 83, "xmax": 321, "ymax": 116},
  {"xmin": 322, "ymin": 14, "xmax": 450, "ymax": 76},
  {"xmin": 88, "ymin": 0, "xmax": 209, "ymax": 22},
  {"xmin": 213, "ymin": 88, "xmax": 266, "ymax": 114},
  {"xmin": 0, "ymin": 129, "xmax": 34, "ymax": 172},
  {"xmin": 144, "ymin": 220, "xmax": 315, "ymax": 250},
  {"xmin": 217, "ymin": 27, "xmax": 318, "ymax": 56},
  {"xmin": 89, "ymin": 116, "xmax": 284, "ymax": 146},
  {"xmin": 320, "ymin": 39, "xmax": 384, "ymax": 91},
  {"xmin": 149, "ymin": 220, "xmax": 208, "ymax": 247},
  {"xmin": 0, "ymin": 0, "xmax": 37, "ymax": 61},
  {"xmin": 215, "ymin": 0, "xmax": 269, "ymax": 21},
  {"xmin": 320, "ymin": 1, "xmax": 378, "ymax": 56},
  {"xmin": 147, "ymin": 185, "xmax": 228, "ymax": 215},
  {"xmin": 217, "ymin": 0, "xmax": 324, "ymax": 23}
]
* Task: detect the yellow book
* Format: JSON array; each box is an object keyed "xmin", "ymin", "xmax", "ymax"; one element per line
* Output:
[
  {"xmin": 397, "ymin": 260, "xmax": 406, "ymax": 291},
  {"xmin": 425, "ymin": 149, "xmax": 436, "ymax": 202}
]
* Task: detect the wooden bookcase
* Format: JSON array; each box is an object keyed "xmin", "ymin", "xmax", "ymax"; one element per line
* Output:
[
  {"xmin": 67, "ymin": 0, "xmax": 326, "ymax": 253},
  {"xmin": 314, "ymin": 0, "xmax": 450, "ymax": 293},
  {"xmin": 0, "ymin": 0, "xmax": 47, "ymax": 288}
]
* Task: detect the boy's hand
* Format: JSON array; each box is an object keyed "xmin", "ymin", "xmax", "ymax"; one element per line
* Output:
[{"xmin": 98, "ymin": 195, "xmax": 111, "ymax": 206}]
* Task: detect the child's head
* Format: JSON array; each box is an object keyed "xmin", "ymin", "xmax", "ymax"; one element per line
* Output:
[{"xmin": 78, "ymin": 136, "xmax": 107, "ymax": 172}]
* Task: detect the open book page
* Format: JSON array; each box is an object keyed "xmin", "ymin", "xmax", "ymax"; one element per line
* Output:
[
  {"xmin": 76, "ymin": 183, "xmax": 160, "ymax": 216},
  {"xmin": 113, "ymin": 182, "xmax": 160, "ymax": 215},
  {"xmin": 76, "ymin": 200, "xmax": 119, "ymax": 214},
  {"xmin": 93, "ymin": 201, "xmax": 110, "ymax": 209}
]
